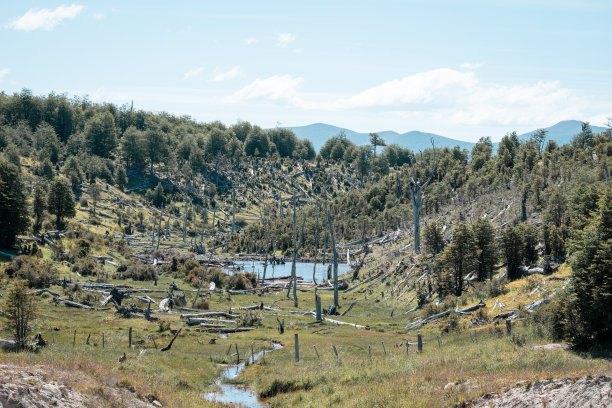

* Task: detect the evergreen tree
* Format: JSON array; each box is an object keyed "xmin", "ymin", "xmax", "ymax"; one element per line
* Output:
[
  {"xmin": 85, "ymin": 112, "xmax": 117, "ymax": 158},
  {"xmin": 502, "ymin": 225, "xmax": 522, "ymax": 280},
  {"xmin": 0, "ymin": 159, "xmax": 30, "ymax": 246},
  {"xmin": 145, "ymin": 127, "xmax": 167, "ymax": 176},
  {"xmin": 441, "ymin": 223, "xmax": 477, "ymax": 296},
  {"xmin": 566, "ymin": 185, "xmax": 612, "ymax": 349},
  {"xmin": 47, "ymin": 177, "xmax": 76, "ymax": 227},
  {"xmin": 32, "ymin": 184, "xmax": 47, "ymax": 231},
  {"xmin": 120, "ymin": 126, "xmax": 146, "ymax": 168},
  {"xmin": 423, "ymin": 220, "xmax": 444, "ymax": 256},
  {"xmin": 115, "ymin": 165, "xmax": 128, "ymax": 191},
  {"xmin": 518, "ymin": 222, "xmax": 538, "ymax": 265},
  {"xmin": 148, "ymin": 182, "xmax": 165, "ymax": 208},
  {"xmin": 472, "ymin": 217, "xmax": 497, "ymax": 281}
]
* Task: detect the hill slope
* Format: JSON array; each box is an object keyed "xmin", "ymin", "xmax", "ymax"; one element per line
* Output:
[{"xmin": 287, "ymin": 120, "xmax": 609, "ymax": 152}]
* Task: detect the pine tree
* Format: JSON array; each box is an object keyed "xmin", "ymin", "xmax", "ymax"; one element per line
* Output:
[
  {"xmin": 566, "ymin": 185, "xmax": 612, "ymax": 349},
  {"xmin": 423, "ymin": 220, "xmax": 444, "ymax": 256},
  {"xmin": 0, "ymin": 159, "xmax": 30, "ymax": 247},
  {"xmin": 115, "ymin": 165, "xmax": 128, "ymax": 191},
  {"xmin": 85, "ymin": 112, "xmax": 117, "ymax": 158},
  {"xmin": 32, "ymin": 184, "xmax": 47, "ymax": 231},
  {"xmin": 472, "ymin": 218, "xmax": 497, "ymax": 281},
  {"xmin": 502, "ymin": 225, "xmax": 522, "ymax": 280},
  {"xmin": 47, "ymin": 177, "xmax": 76, "ymax": 228},
  {"xmin": 441, "ymin": 223, "xmax": 477, "ymax": 297}
]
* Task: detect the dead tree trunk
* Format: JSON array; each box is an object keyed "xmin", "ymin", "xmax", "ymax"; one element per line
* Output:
[
  {"xmin": 183, "ymin": 199, "xmax": 189, "ymax": 242},
  {"xmin": 327, "ymin": 205, "xmax": 339, "ymax": 308},
  {"xmin": 408, "ymin": 139, "xmax": 436, "ymax": 254},
  {"xmin": 232, "ymin": 186, "xmax": 236, "ymax": 234},
  {"xmin": 287, "ymin": 195, "xmax": 297, "ymax": 300},
  {"xmin": 160, "ymin": 328, "xmax": 181, "ymax": 351},
  {"xmin": 312, "ymin": 202, "xmax": 319, "ymax": 285}
]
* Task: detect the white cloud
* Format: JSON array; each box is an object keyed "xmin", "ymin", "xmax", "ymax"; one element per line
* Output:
[
  {"xmin": 460, "ymin": 62, "xmax": 483, "ymax": 69},
  {"xmin": 0, "ymin": 68, "xmax": 10, "ymax": 79},
  {"xmin": 331, "ymin": 68, "xmax": 477, "ymax": 109},
  {"xmin": 226, "ymin": 74, "xmax": 303, "ymax": 103},
  {"xmin": 91, "ymin": 13, "xmax": 105, "ymax": 20},
  {"xmin": 210, "ymin": 66, "xmax": 241, "ymax": 83},
  {"xmin": 9, "ymin": 4, "xmax": 84, "ymax": 31},
  {"xmin": 276, "ymin": 33, "xmax": 296, "ymax": 47},
  {"xmin": 244, "ymin": 37, "xmax": 258, "ymax": 45},
  {"xmin": 183, "ymin": 67, "xmax": 204, "ymax": 79},
  {"xmin": 225, "ymin": 68, "xmax": 586, "ymax": 129}
]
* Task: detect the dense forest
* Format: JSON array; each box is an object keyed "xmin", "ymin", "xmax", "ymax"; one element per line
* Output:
[{"xmin": 0, "ymin": 89, "xmax": 610, "ymax": 353}]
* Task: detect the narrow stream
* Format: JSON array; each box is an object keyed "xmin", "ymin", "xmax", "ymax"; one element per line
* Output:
[{"xmin": 203, "ymin": 342, "xmax": 283, "ymax": 407}]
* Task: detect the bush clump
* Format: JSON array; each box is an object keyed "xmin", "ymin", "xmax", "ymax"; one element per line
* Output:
[
  {"xmin": 2, "ymin": 256, "xmax": 58, "ymax": 288},
  {"xmin": 227, "ymin": 272, "xmax": 258, "ymax": 290},
  {"xmin": 116, "ymin": 260, "xmax": 156, "ymax": 281}
]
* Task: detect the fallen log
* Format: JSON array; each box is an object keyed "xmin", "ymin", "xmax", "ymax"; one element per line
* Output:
[
  {"xmin": 324, "ymin": 316, "xmax": 369, "ymax": 329},
  {"xmin": 343, "ymin": 271, "xmax": 384, "ymax": 293},
  {"xmin": 340, "ymin": 301, "xmax": 357, "ymax": 316},
  {"xmin": 28, "ymin": 289, "xmax": 61, "ymax": 297},
  {"xmin": 180, "ymin": 312, "xmax": 240, "ymax": 319},
  {"xmin": 187, "ymin": 317, "xmax": 236, "ymax": 326},
  {"xmin": 135, "ymin": 295, "xmax": 157, "ymax": 304},
  {"xmin": 202, "ymin": 327, "xmax": 254, "ymax": 334},
  {"xmin": 57, "ymin": 299, "xmax": 93, "ymax": 309},
  {"xmin": 304, "ymin": 311, "xmax": 369, "ymax": 329},
  {"xmin": 160, "ymin": 328, "xmax": 181, "ymax": 352},
  {"xmin": 405, "ymin": 301, "xmax": 486, "ymax": 331},
  {"xmin": 235, "ymin": 304, "xmax": 280, "ymax": 311}
]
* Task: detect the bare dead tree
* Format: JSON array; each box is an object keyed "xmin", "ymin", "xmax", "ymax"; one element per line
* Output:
[
  {"xmin": 408, "ymin": 138, "xmax": 436, "ymax": 254},
  {"xmin": 326, "ymin": 203, "xmax": 339, "ymax": 308}
]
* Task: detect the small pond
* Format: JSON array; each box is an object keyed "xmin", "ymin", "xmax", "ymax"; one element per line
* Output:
[{"xmin": 230, "ymin": 260, "xmax": 351, "ymax": 283}]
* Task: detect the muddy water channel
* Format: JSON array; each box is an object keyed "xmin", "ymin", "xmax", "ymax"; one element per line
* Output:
[{"xmin": 203, "ymin": 342, "xmax": 283, "ymax": 407}]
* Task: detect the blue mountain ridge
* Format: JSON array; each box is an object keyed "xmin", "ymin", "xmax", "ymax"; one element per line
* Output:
[{"xmin": 284, "ymin": 120, "xmax": 607, "ymax": 152}]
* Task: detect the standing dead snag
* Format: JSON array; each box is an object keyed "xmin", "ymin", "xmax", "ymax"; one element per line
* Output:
[
  {"xmin": 326, "ymin": 204, "xmax": 339, "ymax": 308},
  {"xmin": 408, "ymin": 138, "xmax": 436, "ymax": 254}
]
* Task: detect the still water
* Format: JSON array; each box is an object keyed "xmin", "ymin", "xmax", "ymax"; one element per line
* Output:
[{"xmin": 231, "ymin": 260, "xmax": 351, "ymax": 283}]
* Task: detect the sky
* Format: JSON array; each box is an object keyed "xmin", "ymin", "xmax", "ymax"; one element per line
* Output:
[{"xmin": 0, "ymin": 0, "xmax": 611, "ymax": 142}]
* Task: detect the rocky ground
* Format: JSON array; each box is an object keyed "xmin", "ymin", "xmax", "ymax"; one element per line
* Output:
[
  {"xmin": 470, "ymin": 375, "xmax": 612, "ymax": 408},
  {"xmin": 0, "ymin": 364, "xmax": 159, "ymax": 408}
]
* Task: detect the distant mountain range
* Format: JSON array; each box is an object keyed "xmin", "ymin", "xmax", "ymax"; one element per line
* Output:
[{"xmin": 285, "ymin": 120, "xmax": 608, "ymax": 152}]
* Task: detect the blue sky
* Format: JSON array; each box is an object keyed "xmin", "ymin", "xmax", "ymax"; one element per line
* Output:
[{"xmin": 1, "ymin": 1, "xmax": 611, "ymax": 141}]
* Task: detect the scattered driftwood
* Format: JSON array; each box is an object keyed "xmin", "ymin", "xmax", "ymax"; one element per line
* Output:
[
  {"xmin": 405, "ymin": 301, "xmax": 486, "ymax": 330},
  {"xmin": 160, "ymin": 328, "xmax": 181, "ymax": 351}
]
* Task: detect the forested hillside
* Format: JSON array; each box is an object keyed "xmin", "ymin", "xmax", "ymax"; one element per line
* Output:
[{"xmin": 0, "ymin": 89, "xmax": 611, "ymax": 407}]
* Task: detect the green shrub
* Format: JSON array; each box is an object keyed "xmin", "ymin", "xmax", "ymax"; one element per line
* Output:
[
  {"xmin": 71, "ymin": 257, "xmax": 98, "ymax": 276},
  {"xmin": 228, "ymin": 273, "xmax": 254, "ymax": 290},
  {"xmin": 116, "ymin": 260, "xmax": 156, "ymax": 281},
  {"xmin": 239, "ymin": 310, "xmax": 263, "ymax": 327},
  {"xmin": 2, "ymin": 256, "xmax": 58, "ymax": 288}
]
